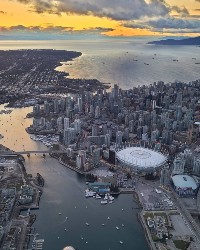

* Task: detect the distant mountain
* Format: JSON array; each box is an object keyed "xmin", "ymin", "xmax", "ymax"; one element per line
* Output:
[{"xmin": 148, "ymin": 36, "xmax": 200, "ymax": 45}]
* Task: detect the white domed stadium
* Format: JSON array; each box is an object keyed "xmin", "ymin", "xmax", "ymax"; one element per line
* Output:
[{"xmin": 116, "ymin": 147, "xmax": 167, "ymax": 173}]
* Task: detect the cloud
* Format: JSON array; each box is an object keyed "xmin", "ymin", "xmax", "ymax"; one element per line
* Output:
[
  {"xmin": 0, "ymin": 11, "xmax": 7, "ymax": 15},
  {"xmin": 0, "ymin": 25, "xmax": 114, "ymax": 40},
  {"xmin": 148, "ymin": 18, "xmax": 200, "ymax": 30},
  {"xmin": 17, "ymin": 0, "xmax": 172, "ymax": 20},
  {"xmin": 124, "ymin": 17, "xmax": 200, "ymax": 33},
  {"xmin": 0, "ymin": 25, "xmax": 114, "ymax": 33},
  {"xmin": 0, "ymin": 25, "xmax": 73, "ymax": 33},
  {"xmin": 171, "ymin": 6, "xmax": 189, "ymax": 17},
  {"xmin": 189, "ymin": 15, "xmax": 200, "ymax": 18}
]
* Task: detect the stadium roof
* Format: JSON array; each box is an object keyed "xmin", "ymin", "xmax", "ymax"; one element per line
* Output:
[
  {"xmin": 116, "ymin": 147, "xmax": 167, "ymax": 170},
  {"xmin": 172, "ymin": 175, "xmax": 197, "ymax": 190}
]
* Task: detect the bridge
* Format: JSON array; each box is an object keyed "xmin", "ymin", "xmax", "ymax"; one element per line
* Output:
[{"xmin": 0, "ymin": 150, "xmax": 64, "ymax": 156}]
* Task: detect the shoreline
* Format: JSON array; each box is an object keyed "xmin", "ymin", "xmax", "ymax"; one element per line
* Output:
[
  {"xmin": 0, "ymin": 49, "xmax": 110, "ymax": 107},
  {"xmin": 50, "ymin": 152, "xmax": 153, "ymax": 249},
  {"xmin": 132, "ymin": 189, "xmax": 157, "ymax": 250},
  {"xmin": 0, "ymin": 144, "xmax": 44, "ymax": 249}
]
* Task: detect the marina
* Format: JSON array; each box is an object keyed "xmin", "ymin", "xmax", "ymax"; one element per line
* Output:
[
  {"xmin": 85, "ymin": 188, "xmax": 115, "ymax": 205},
  {"xmin": 30, "ymin": 134, "xmax": 59, "ymax": 147}
]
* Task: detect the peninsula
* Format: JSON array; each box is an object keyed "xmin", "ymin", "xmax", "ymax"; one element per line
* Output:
[
  {"xmin": 148, "ymin": 36, "xmax": 200, "ymax": 45},
  {"xmin": 0, "ymin": 49, "xmax": 110, "ymax": 107}
]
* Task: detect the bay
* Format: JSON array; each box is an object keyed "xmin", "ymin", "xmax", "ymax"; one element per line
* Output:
[{"xmin": 0, "ymin": 39, "xmax": 199, "ymax": 89}]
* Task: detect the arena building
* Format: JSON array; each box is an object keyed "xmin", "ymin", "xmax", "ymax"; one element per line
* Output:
[
  {"xmin": 171, "ymin": 174, "xmax": 198, "ymax": 196},
  {"xmin": 116, "ymin": 147, "xmax": 167, "ymax": 174}
]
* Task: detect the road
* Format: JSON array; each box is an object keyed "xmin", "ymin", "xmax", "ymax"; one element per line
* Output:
[{"xmin": 170, "ymin": 190, "xmax": 200, "ymax": 244}]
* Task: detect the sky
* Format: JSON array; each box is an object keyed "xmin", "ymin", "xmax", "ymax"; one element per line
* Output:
[{"xmin": 0, "ymin": 0, "xmax": 200, "ymax": 39}]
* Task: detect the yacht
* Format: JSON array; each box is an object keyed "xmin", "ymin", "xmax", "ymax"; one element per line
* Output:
[
  {"xmin": 85, "ymin": 190, "xmax": 96, "ymax": 198},
  {"xmin": 104, "ymin": 194, "xmax": 108, "ymax": 200},
  {"xmin": 108, "ymin": 194, "xmax": 114, "ymax": 201},
  {"xmin": 95, "ymin": 194, "xmax": 101, "ymax": 199}
]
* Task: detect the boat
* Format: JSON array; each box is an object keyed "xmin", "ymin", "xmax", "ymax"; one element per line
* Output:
[
  {"xmin": 58, "ymin": 212, "xmax": 62, "ymax": 215},
  {"xmin": 122, "ymin": 224, "xmax": 124, "ymax": 227},
  {"xmin": 101, "ymin": 200, "xmax": 108, "ymax": 205},
  {"xmin": 85, "ymin": 222, "xmax": 89, "ymax": 226},
  {"xmin": 101, "ymin": 224, "xmax": 105, "ymax": 226},
  {"xmin": 109, "ymin": 201, "xmax": 113, "ymax": 204},
  {"xmin": 95, "ymin": 194, "xmax": 101, "ymax": 199},
  {"xmin": 120, "ymin": 241, "xmax": 123, "ymax": 244},
  {"xmin": 104, "ymin": 194, "xmax": 108, "ymax": 200},
  {"xmin": 85, "ymin": 190, "xmax": 96, "ymax": 198},
  {"xmin": 108, "ymin": 194, "xmax": 114, "ymax": 201},
  {"xmin": 107, "ymin": 217, "xmax": 110, "ymax": 220},
  {"xmin": 116, "ymin": 227, "xmax": 119, "ymax": 230}
]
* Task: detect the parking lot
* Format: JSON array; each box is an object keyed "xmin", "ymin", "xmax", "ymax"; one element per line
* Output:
[{"xmin": 137, "ymin": 182, "xmax": 176, "ymax": 211}]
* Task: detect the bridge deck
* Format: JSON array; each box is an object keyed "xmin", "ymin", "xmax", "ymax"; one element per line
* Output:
[{"xmin": 0, "ymin": 150, "xmax": 64, "ymax": 156}]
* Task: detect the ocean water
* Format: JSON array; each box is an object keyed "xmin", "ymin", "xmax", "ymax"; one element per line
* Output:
[{"xmin": 0, "ymin": 39, "xmax": 199, "ymax": 89}]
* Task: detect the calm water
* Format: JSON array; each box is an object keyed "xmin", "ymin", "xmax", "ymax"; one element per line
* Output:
[
  {"xmin": 0, "ymin": 39, "xmax": 199, "ymax": 89},
  {"xmin": 0, "ymin": 104, "xmax": 149, "ymax": 250}
]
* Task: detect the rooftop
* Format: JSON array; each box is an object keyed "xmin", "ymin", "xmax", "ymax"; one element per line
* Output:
[
  {"xmin": 172, "ymin": 175, "xmax": 197, "ymax": 190},
  {"xmin": 116, "ymin": 147, "xmax": 167, "ymax": 170}
]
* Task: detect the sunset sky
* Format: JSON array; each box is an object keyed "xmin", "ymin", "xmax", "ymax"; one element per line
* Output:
[{"xmin": 0, "ymin": 0, "xmax": 200, "ymax": 39}]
